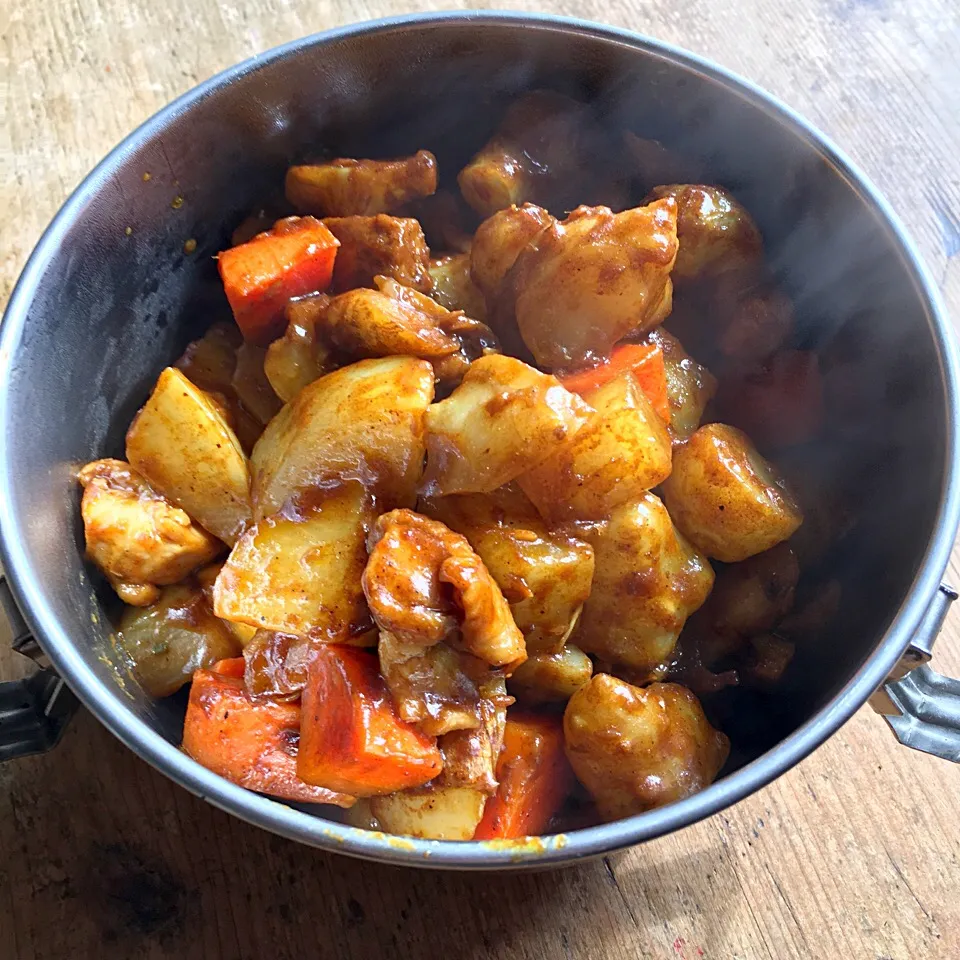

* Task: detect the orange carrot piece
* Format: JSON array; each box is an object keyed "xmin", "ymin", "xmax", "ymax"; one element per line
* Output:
[
  {"xmin": 559, "ymin": 343, "xmax": 670, "ymax": 421},
  {"xmin": 297, "ymin": 646, "xmax": 443, "ymax": 797},
  {"xmin": 473, "ymin": 712, "xmax": 573, "ymax": 840},
  {"xmin": 182, "ymin": 668, "xmax": 353, "ymax": 806},
  {"xmin": 218, "ymin": 216, "xmax": 339, "ymax": 345},
  {"xmin": 210, "ymin": 657, "xmax": 245, "ymax": 679}
]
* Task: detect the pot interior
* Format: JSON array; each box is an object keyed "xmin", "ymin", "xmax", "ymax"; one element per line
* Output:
[{"xmin": 0, "ymin": 19, "xmax": 949, "ymax": 809}]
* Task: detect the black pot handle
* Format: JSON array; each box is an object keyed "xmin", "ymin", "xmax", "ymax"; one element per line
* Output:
[
  {"xmin": 870, "ymin": 583, "xmax": 960, "ymax": 762},
  {"xmin": 0, "ymin": 575, "xmax": 78, "ymax": 761}
]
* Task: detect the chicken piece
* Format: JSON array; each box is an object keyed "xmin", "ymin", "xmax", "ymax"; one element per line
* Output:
[
  {"xmin": 507, "ymin": 200, "xmax": 679, "ymax": 370},
  {"xmin": 118, "ymin": 582, "xmax": 240, "ymax": 697},
  {"xmin": 564, "ymin": 675, "xmax": 729, "ymax": 820},
  {"xmin": 645, "ymin": 184, "xmax": 762, "ymax": 283},
  {"xmin": 458, "ymin": 91, "xmax": 587, "ymax": 217},
  {"xmin": 285, "ymin": 151, "xmax": 437, "ymax": 217},
  {"xmin": 323, "ymin": 214, "xmax": 432, "ymax": 293},
  {"xmin": 263, "ymin": 295, "xmax": 335, "ymax": 403},
  {"xmin": 518, "ymin": 372, "xmax": 672, "ymax": 522},
  {"xmin": 421, "ymin": 354, "xmax": 591, "ymax": 496},
  {"xmin": 469, "ymin": 203, "xmax": 554, "ymax": 306},
  {"xmin": 363, "ymin": 509, "xmax": 526, "ymax": 670},
  {"xmin": 78, "ymin": 459, "xmax": 221, "ymax": 604},
  {"xmin": 649, "ymin": 329, "xmax": 717, "ymax": 444},
  {"xmin": 575, "ymin": 494, "xmax": 714, "ymax": 674},
  {"xmin": 251, "ymin": 356, "xmax": 434, "ymax": 518},
  {"xmin": 378, "ymin": 631, "xmax": 483, "ymax": 736},
  {"xmin": 420, "ymin": 486, "xmax": 594, "ymax": 654},
  {"xmin": 661, "ymin": 423, "xmax": 803, "ymax": 563},
  {"xmin": 428, "ymin": 253, "xmax": 487, "ymax": 320},
  {"xmin": 508, "ymin": 645, "xmax": 593, "ymax": 705}
]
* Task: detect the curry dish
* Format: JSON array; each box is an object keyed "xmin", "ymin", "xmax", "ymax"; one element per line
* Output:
[{"xmin": 77, "ymin": 91, "xmax": 828, "ymax": 840}]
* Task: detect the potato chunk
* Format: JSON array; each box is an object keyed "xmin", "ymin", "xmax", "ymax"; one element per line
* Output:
[
  {"xmin": 564, "ymin": 675, "xmax": 729, "ymax": 819},
  {"xmin": 213, "ymin": 482, "xmax": 371, "ymax": 639},
  {"xmin": 251, "ymin": 356, "xmax": 434, "ymax": 518},
  {"xmin": 517, "ymin": 373, "xmax": 672, "ymax": 521},
  {"xmin": 125, "ymin": 367, "xmax": 252, "ymax": 545},
  {"xmin": 78, "ymin": 459, "xmax": 221, "ymax": 605},
  {"xmin": 323, "ymin": 215, "xmax": 432, "ymax": 293},
  {"xmin": 421, "ymin": 354, "xmax": 591, "ymax": 496},
  {"xmin": 231, "ymin": 342, "xmax": 282, "ymax": 425},
  {"xmin": 428, "ymin": 253, "xmax": 487, "ymax": 320},
  {"xmin": 264, "ymin": 296, "xmax": 335, "ymax": 403},
  {"xmin": 661, "ymin": 423, "xmax": 802, "ymax": 562},
  {"xmin": 508, "ymin": 200, "xmax": 678, "ymax": 370},
  {"xmin": 366, "ymin": 787, "xmax": 488, "ymax": 841},
  {"xmin": 508, "ymin": 645, "xmax": 593, "ymax": 705},
  {"xmin": 118, "ymin": 582, "xmax": 240, "ymax": 697},
  {"xmin": 363, "ymin": 509, "xmax": 525, "ymax": 670},
  {"xmin": 285, "ymin": 151, "xmax": 437, "ymax": 217},
  {"xmin": 645, "ymin": 184, "xmax": 762, "ymax": 283},
  {"xmin": 649, "ymin": 329, "xmax": 717, "ymax": 443},
  {"xmin": 574, "ymin": 494, "xmax": 714, "ymax": 673},
  {"xmin": 420, "ymin": 486, "xmax": 594, "ymax": 654}
]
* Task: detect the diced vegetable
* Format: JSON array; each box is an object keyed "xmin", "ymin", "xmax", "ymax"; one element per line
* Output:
[
  {"xmin": 213, "ymin": 482, "xmax": 371, "ymax": 639},
  {"xmin": 421, "ymin": 354, "xmax": 591, "ymax": 496},
  {"xmin": 474, "ymin": 713, "xmax": 573, "ymax": 839},
  {"xmin": 368, "ymin": 787, "xmax": 489, "ymax": 841},
  {"xmin": 231, "ymin": 342, "xmax": 282, "ymax": 425},
  {"xmin": 251, "ymin": 356, "xmax": 434, "ymax": 518},
  {"xmin": 125, "ymin": 368, "xmax": 252, "ymax": 545},
  {"xmin": 428, "ymin": 253, "xmax": 487, "ymax": 320},
  {"xmin": 264, "ymin": 295, "xmax": 334, "ymax": 403},
  {"xmin": 649, "ymin": 329, "xmax": 717, "ymax": 443},
  {"xmin": 563, "ymin": 675, "xmax": 729, "ymax": 819},
  {"xmin": 285, "ymin": 152, "xmax": 437, "ymax": 217},
  {"xmin": 297, "ymin": 646, "xmax": 443, "ymax": 796},
  {"xmin": 182, "ymin": 665, "xmax": 354, "ymax": 806},
  {"xmin": 218, "ymin": 216, "xmax": 340, "ymax": 344},
  {"xmin": 119, "ymin": 583, "xmax": 240, "ymax": 697},
  {"xmin": 557, "ymin": 342, "xmax": 670, "ymax": 421},
  {"xmin": 661, "ymin": 423, "xmax": 803, "ymax": 562},
  {"xmin": 195, "ymin": 563, "xmax": 258, "ymax": 647},
  {"xmin": 507, "ymin": 646, "xmax": 593, "ymax": 705},
  {"xmin": 518, "ymin": 372, "xmax": 672, "ymax": 521}
]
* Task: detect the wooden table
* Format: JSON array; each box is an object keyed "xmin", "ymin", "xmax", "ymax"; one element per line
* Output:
[{"xmin": 2, "ymin": 0, "xmax": 960, "ymax": 956}]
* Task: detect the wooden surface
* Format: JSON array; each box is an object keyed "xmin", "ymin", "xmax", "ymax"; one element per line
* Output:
[{"xmin": 2, "ymin": 0, "xmax": 960, "ymax": 957}]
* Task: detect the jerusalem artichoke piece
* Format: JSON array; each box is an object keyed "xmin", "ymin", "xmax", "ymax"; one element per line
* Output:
[
  {"xmin": 367, "ymin": 786, "xmax": 488, "ymax": 841},
  {"xmin": 285, "ymin": 151, "xmax": 437, "ymax": 217},
  {"xmin": 648, "ymin": 329, "xmax": 717, "ymax": 444},
  {"xmin": 420, "ymin": 487, "xmax": 594, "ymax": 654},
  {"xmin": 428, "ymin": 253, "xmax": 488, "ymax": 320},
  {"xmin": 378, "ymin": 631, "xmax": 482, "ymax": 737},
  {"xmin": 78, "ymin": 459, "xmax": 221, "ymax": 605},
  {"xmin": 118, "ymin": 582, "xmax": 240, "ymax": 697},
  {"xmin": 323, "ymin": 214, "xmax": 432, "ymax": 293},
  {"xmin": 661, "ymin": 423, "xmax": 803, "ymax": 563},
  {"xmin": 457, "ymin": 91, "xmax": 589, "ymax": 217},
  {"xmin": 644, "ymin": 184, "xmax": 763, "ymax": 284},
  {"xmin": 575, "ymin": 494, "xmax": 714, "ymax": 674},
  {"xmin": 264, "ymin": 295, "xmax": 335, "ymax": 403},
  {"xmin": 251, "ymin": 356, "xmax": 434, "ymax": 518},
  {"xmin": 469, "ymin": 203, "xmax": 555, "ymax": 306},
  {"xmin": 518, "ymin": 372, "xmax": 672, "ymax": 522},
  {"xmin": 363, "ymin": 509, "xmax": 526, "ymax": 670},
  {"xmin": 508, "ymin": 645, "xmax": 593, "ymax": 705},
  {"xmin": 213, "ymin": 482, "xmax": 372, "ymax": 640},
  {"xmin": 421, "ymin": 354, "xmax": 591, "ymax": 496},
  {"xmin": 508, "ymin": 200, "xmax": 679, "ymax": 370},
  {"xmin": 564, "ymin": 675, "xmax": 729, "ymax": 820},
  {"xmin": 125, "ymin": 368, "xmax": 252, "ymax": 545}
]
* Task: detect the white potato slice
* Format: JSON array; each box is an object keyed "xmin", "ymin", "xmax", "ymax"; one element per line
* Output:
[
  {"xmin": 126, "ymin": 367, "xmax": 252, "ymax": 545},
  {"xmin": 251, "ymin": 356, "xmax": 434, "ymax": 519},
  {"xmin": 213, "ymin": 482, "xmax": 372, "ymax": 639},
  {"xmin": 421, "ymin": 354, "xmax": 591, "ymax": 496},
  {"xmin": 518, "ymin": 373, "xmax": 672, "ymax": 521}
]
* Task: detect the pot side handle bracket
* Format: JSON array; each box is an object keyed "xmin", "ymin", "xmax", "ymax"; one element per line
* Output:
[
  {"xmin": 0, "ymin": 575, "xmax": 78, "ymax": 761},
  {"xmin": 870, "ymin": 583, "xmax": 960, "ymax": 762}
]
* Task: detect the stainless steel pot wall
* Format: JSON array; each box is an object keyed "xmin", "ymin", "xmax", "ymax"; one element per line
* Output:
[{"xmin": 1, "ymin": 13, "xmax": 959, "ymax": 869}]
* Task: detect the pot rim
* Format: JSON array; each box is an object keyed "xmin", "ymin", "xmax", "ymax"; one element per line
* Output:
[{"xmin": 2, "ymin": 11, "xmax": 958, "ymax": 869}]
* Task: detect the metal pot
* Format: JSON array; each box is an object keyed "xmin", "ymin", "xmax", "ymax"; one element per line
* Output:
[{"xmin": 1, "ymin": 13, "xmax": 958, "ymax": 869}]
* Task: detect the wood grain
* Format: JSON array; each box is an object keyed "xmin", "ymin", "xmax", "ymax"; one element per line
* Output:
[{"xmin": 2, "ymin": 0, "xmax": 960, "ymax": 957}]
